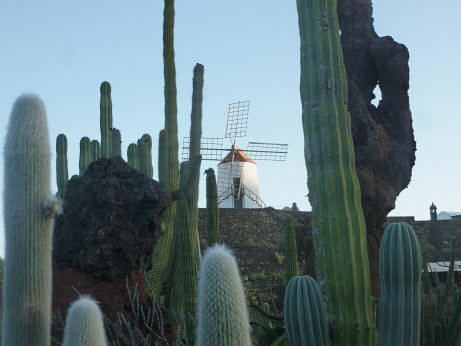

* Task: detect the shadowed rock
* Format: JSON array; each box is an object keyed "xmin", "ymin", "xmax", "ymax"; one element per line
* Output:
[
  {"xmin": 338, "ymin": 0, "xmax": 416, "ymax": 296},
  {"xmin": 53, "ymin": 157, "xmax": 170, "ymax": 280}
]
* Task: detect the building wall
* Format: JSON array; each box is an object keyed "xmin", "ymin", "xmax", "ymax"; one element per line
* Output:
[{"xmin": 198, "ymin": 208, "xmax": 461, "ymax": 304}]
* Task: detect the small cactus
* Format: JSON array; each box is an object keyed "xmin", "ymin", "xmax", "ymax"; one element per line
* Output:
[
  {"xmin": 91, "ymin": 139, "xmax": 101, "ymax": 161},
  {"xmin": 62, "ymin": 296, "xmax": 107, "ymax": 346},
  {"xmin": 127, "ymin": 143, "xmax": 139, "ymax": 170},
  {"xmin": 110, "ymin": 127, "xmax": 121, "ymax": 157},
  {"xmin": 137, "ymin": 134, "xmax": 153, "ymax": 178},
  {"xmin": 205, "ymin": 168, "xmax": 219, "ymax": 247},
  {"xmin": 100, "ymin": 81, "xmax": 113, "ymax": 158},
  {"xmin": 284, "ymin": 276, "xmax": 330, "ymax": 346},
  {"xmin": 284, "ymin": 218, "xmax": 299, "ymax": 284},
  {"xmin": 79, "ymin": 136, "xmax": 91, "ymax": 176},
  {"xmin": 197, "ymin": 245, "xmax": 251, "ymax": 346},
  {"xmin": 56, "ymin": 133, "xmax": 69, "ymax": 199},
  {"xmin": 379, "ymin": 222, "xmax": 422, "ymax": 346}
]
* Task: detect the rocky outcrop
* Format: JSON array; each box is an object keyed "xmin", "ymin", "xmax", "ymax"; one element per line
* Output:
[
  {"xmin": 337, "ymin": 0, "xmax": 416, "ymax": 295},
  {"xmin": 53, "ymin": 157, "xmax": 170, "ymax": 279}
]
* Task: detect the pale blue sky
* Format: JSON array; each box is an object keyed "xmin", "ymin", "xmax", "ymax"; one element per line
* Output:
[{"xmin": 1, "ymin": 1, "xmax": 460, "ymax": 257}]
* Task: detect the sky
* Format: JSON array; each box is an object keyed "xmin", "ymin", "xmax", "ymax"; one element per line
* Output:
[{"xmin": 0, "ymin": 1, "xmax": 460, "ymax": 257}]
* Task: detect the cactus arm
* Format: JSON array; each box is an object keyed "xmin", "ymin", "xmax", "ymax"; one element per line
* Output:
[
  {"xmin": 62, "ymin": 296, "xmax": 107, "ymax": 346},
  {"xmin": 90, "ymin": 139, "xmax": 101, "ymax": 162},
  {"xmin": 56, "ymin": 133, "xmax": 69, "ymax": 199},
  {"xmin": 2, "ymin": 94, "xmax": 57, "ymax": 345},
  {"xmin": 296, "ymin": 0, "xmax": 376, "ymax": 343},
  {"xmin": 127, "ymin": 143, "xmax": 139, "ymax": 170},
  {"xmin": 110, "ymin": 128, "xmax": 122, "ymax": 158},
  {"xmin": 158, "ymin": 129, "xmax": 169, "ymax": 187},
  {"xmin": 187, "ymin": 63, "xmax": 204, "ymax": 265},
  {"xmin": 99, "ymin": 81, "xmax": 113, "ymax": 158},
  {"xmin": 79, "ymin": 136, "xmax": 91, "ymax": 176},
  {"xmin": 205, "ymin": 168, "xmax": 219, "ymax": 247},
  {"xmin": 379, "ymin": 223, "xmax": 422, "ymax": 346},
  {"xmin": 284, "ymin": 218, "xmax": 299, "ymax": 285}
]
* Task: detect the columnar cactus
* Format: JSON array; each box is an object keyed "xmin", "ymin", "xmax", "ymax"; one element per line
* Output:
[
  {"xmin": 158, "ymin": 129, "xmax": 168, "ymax": 187},
  {"xmin": 176, "ymin": 162, "xmax": 197, "ymax": 344},
  {"xmin": 205, "ymin": 168, "xmax": 219, "ymax": 247},
  {"xmin": 379, "ymin": 222, "xmax": 422, "ymax": 346},
  {"xmin": 284, "ymin": 218, "xmax": 299, "ymax": 285},
  {"xmin": 100, "ymin": 81, "xmax": 113, "ymax": 158},
  {"xmin": 187, "ymin": 63, "xmax": 204, "ymax": 264},
  {"xmin": 91, "ymin": 139, "xmax": 101, "ymax": 161},
  {"xmin": 284, "ymin": 276, "xmax": 330, "ymax": 346},
  {"xmin": 56, "ymin": 133, "xmax": 69, "ymax": 199},
  {"xmin": 110, "ymin": 127, "xmax": 121, "ymax": 158},
  {"xmin": 79, "ymin": 136, "xmax": 91, "ymax": 176},
  {"xmin": 127, "ymin": 143, "xmax": 139, "ymax": 170},
  {"xmin": 197, "ymin": 245, "xmax": 251, "ymax": 346},
  {"xmin": 2, "ymin": 94, "xmax": 61, "ymax": 345},
  {"xmin": 296, "ymin": 0, "xmax": 376, "ymax": 343},
  {"xmin": 137, "ymin": 133, "xmax": 153, "ymax": 178},
  {"xmin": 62, "ymin": 296, "xmax": 107, "ymax": 346}
]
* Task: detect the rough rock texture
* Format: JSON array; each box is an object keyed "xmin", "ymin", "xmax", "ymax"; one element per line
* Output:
[
  {"xmin": 337, "ymin": 0, "xmax": 416, "ymax": 296},
  {"xmin": 53, "ymin": 157, "xmax": 170, "ymax": 280}
]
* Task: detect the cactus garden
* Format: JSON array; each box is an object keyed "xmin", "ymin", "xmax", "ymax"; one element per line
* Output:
[{"xmin": 1, "ymin": 0, "xmax": 461, "ymax": 345}]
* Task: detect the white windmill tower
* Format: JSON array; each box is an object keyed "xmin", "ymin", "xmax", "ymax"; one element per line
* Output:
[{"xmin": 182, "ymin": 100, "xmax": 288, "ymax": 209}]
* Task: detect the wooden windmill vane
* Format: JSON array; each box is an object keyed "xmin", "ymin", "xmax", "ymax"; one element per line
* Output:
[{"xmin": 182, "ymin": 101, "xmax": 288, "ymax": 208}]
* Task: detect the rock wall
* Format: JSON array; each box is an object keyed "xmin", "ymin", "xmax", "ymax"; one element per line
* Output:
[{"xmin": 198, "ymin": 208, "xmax": 461, "ymax": 304}]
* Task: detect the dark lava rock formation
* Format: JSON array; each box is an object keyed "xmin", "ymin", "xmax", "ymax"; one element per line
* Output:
[
  {"xmin": 337, "ymin": 0, "xmax": 416, "ymax": 295},
  {"xmin": 53, "ymin": 157, "xmax": 170, "ymax": 280}
]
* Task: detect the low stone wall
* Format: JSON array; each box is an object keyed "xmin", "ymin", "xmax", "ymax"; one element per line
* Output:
[{"xmin": 198, "ymin": 208, "xmax": 461, "ymax": 304}]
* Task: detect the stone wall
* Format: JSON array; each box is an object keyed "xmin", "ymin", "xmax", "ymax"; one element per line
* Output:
[{"xmin": 198, "ymin": 208, "xmax": 461, "ymax": 304}]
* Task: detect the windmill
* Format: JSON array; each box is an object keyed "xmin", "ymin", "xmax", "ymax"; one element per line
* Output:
[{"xmin": 182, "ymin": 101, "xmax": 288, "ymax": 208}]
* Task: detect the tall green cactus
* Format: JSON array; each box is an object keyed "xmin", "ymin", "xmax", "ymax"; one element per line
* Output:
[
  {"xmin": 149, "ymin": 0, "xmax": 180, "ymax": 299},
  {"xmin": 197, "ymin": 245, "xmax": 251, "ymax": 346},
  {"xmin": 62, "ymin": 296, "xmax": 107, "ymax": 346},
  {"xmin": 296, "ymin": 0, "xmax": 375, "ymax": 343},
  {"xmin": 284, "ymin": 218, "xmax": 299, "ymax": 285},
  {"xmin": 137, "ymin": 134, "xmax": 153, "ymax": 178},
  {"xmin": 2, "ymin": 94, "xmax": 61, "ymax": 345},
  {"xmin": 79, "ymin": 136, "xmax": 91, "ymax": 176},
  {"xmin": 284, "ymin": 276, "xmax": 330, "ymax": 346},
  {"xmin": 56, "ymin": 133, "xmax": 69, "ymax": 199},
  {"xmin": 205, "ymin": 168, "xmax": 219, "ymax": 247},
  {"xmin": 100, "ymin": 81, "xmax": 113, "ymax": 158},
  {"xmin": 110, "ymin": 127, "xmax": 121, "ymax": 158},
  {"xmin": 127, "ymin": 143, "xmax": 139, "ymax": 170},
  {"xmin": 187, "ymin": 63, "xmax": 204, "ymax": 264},
  {"xmin": 91, "ymin": 139, "xmax": 101, "ymax": 161},
  {"xmin": 158, "ymin": 129, "xmax": 168, "ymax": 187},
  {"xmin": 379, "ymin": 222, "xmax": 422, "ymax": 346},
  {"xmin": 176, "ymin": 162, "xmax": 197, "ymax": 344}
]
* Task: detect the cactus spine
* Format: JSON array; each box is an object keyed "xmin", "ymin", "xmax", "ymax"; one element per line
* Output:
[
  {"xmin": 296, "ymin": 0, "xmax": 376, "ymax": 343},
  {"xmin": 284, "ymin": 276, "xmax": 330, "ymax": 346},
  {"xmin": 91, "ymin": 139, "xmax": 101, "ymax": 161},
  {"xmin": 127, "ymin": 143, "xmax": 139, "ymax": 170},
  {"xmin": 100, "ymin": 81, "xmax": 113, "ymax": 158},
  {"xmin": 137, "ymin": 134, "xmax": 153, "ymax": 178},
  {"xmin": 62, "ymin": 296, "xmax": 107, "ymax": 346},
  {"xmin": 188, "ymin": 63, "xmax": 204, "ymax": 264},
  {"xmin": 110, "ymin": 127, "xmax": 121, "ymax": 158},
  {"xmin": 79, "ymin": 136, "xmax": 91, "ymax": 176},
  {"xmin": 2, "ymin": 94, "xmax": 60, "ymax": 345},
  {"xmin": 205, "ymin": 168, "xmax": 219, "ymax": 247},
  {"xmin": 149, "ymin": 0, "xmax": 180, "ymax": 298},
  {"xmin": 56, "ymin": 133, "xmax": 68, "ymax": 199},
  {"xmin": 284, "ymin": 218, "xmax": 299, "ymax": 285},
  {"xmin": 379, "ymin": 222, "xmax": 422, "ymax": 346},
  {"xmin": 197, "ymin": 245, "xmax": 251, "ymax": 346}
]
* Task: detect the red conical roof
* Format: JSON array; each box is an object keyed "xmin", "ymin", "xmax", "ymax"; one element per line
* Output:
[{"xmin": 219, "ymin": 145, "xmax": 256, "ymax": 164}]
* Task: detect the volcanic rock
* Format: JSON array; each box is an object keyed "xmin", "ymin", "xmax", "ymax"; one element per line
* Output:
[
  {"xmin": 53, "ymin": 157, "xmax": 170, "ymax": 280},
  {"xmin": 337, "ymin": 0, "xmax": 416, "ymax": 295}
]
